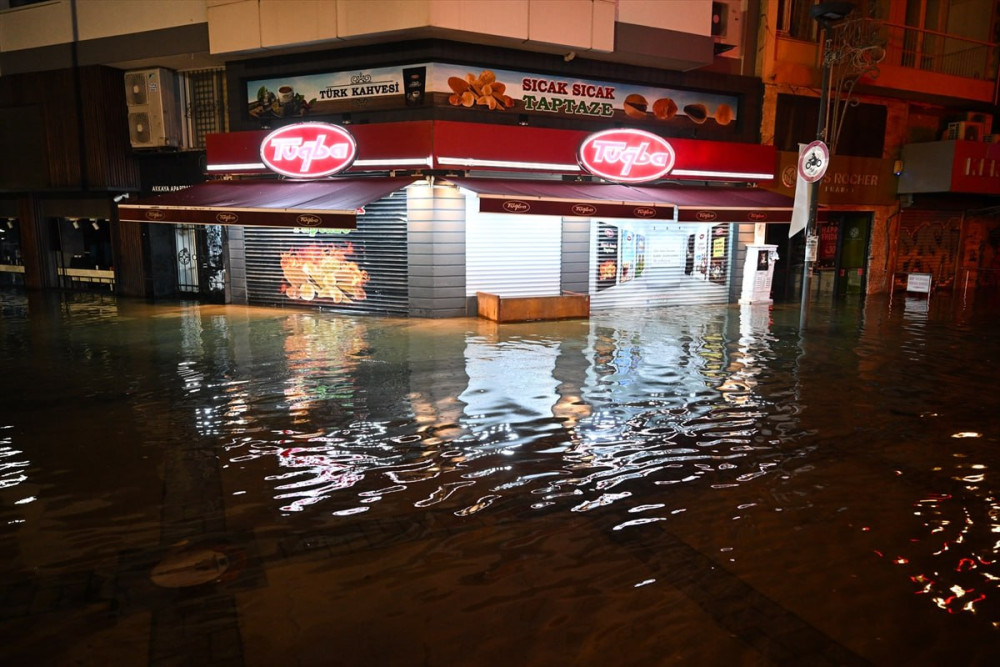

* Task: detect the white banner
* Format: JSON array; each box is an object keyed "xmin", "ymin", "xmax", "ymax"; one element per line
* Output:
[{"xmin": 789, "ymin": 143, "xmax": 811, "ymax": 238}]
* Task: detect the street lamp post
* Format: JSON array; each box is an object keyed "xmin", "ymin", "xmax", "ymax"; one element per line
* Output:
[{"xmin": 799, "ymin": 1, "xmax": 855, "ymax": 329}]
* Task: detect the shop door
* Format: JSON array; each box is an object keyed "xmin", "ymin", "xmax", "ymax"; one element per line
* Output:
[
  {"xmin": 836, "ymin": 214, "xmax": 871, "ymax": 296},
  {"xmin": 174, "ymin": 225, "xmax": 200, "ymax": 293},
  {"xmin": 764, "ymin": 223, "xmax": 805, "ymax": 302},
  {"xmin": 590, "ymin": 221, "xmax": 732, "ymax": 310}
]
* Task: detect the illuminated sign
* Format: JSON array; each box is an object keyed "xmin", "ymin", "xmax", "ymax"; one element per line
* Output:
[
  {"xmin": 259, "ymin": 123, "xmax": 357, "ymax": 178},
  {"xmin": 578, "ymin": 129, "xmax": 676, "ymax": 183}
]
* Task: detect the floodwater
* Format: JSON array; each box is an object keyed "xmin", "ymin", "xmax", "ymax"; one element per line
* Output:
[{"xmin": 1, "ymin": 288, "xmax": 999, "ymax": 666}]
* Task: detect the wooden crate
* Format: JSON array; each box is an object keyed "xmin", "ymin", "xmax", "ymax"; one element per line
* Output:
[{"xmin": 477, "ymin": 291, "xmax": 590, "ymax": 322}]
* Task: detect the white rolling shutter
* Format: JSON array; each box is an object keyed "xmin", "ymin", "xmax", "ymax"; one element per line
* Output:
[{"xmin": 466, "ymin": 205, "xmax": 561, "ymax": 297}]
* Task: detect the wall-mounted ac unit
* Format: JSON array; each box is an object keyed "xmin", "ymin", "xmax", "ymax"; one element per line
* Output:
[
  {"xmin": 712, "ymin": 0, "xmax": 744, "ymax": 59},
  {"xmin": 125, "ymin": 68, "xmax": 181, "ymax": 149}
]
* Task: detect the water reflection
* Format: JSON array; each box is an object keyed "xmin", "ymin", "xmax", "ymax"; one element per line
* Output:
[
  {"xmin": 3, "ymin": 287, "xmax": 1000, "ymax": 653},
  {"xmin": 217, "ymin": 302, "xmax": 799, "ymax": 529}
]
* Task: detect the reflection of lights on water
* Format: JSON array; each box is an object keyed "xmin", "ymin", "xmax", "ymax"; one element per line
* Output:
[
  {"xmin": 894, "ymin": 478, "xmax": 1000, "ymax": 621},
  {"xmin": 225, "ymin": 312, "xmax": 787, "ymax": 539},
  {"xmin": 0, "ymin": 427, "xmax": 29, "ymax": 491},
  {"xmin": 952, "ymin": 432, "xmax": 983, "ymax": 438},
  {"xmin": 177, "ymin": 360, "xmax": 203, "ymax": 393}
]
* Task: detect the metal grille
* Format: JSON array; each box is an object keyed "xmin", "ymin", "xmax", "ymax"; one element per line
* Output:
[
  {"xmin": 896, "ymin": 209, "xmax": 963, "ymax": 287},
  {"xmin": 175, "ymin": 225, "xmax": 200, "ymax": 293},
  {"xmin": 183, "ymin": 69, "xmax": 227, "ymax": 149},
  {"xmin": 244, "ymin": 190, "xmax": 409, "ymax": 315}
]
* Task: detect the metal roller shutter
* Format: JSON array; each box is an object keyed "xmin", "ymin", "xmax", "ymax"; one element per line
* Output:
[
  {"xmin": 466, "ymin": 212, "xmax": 561, "ymax": 297},
  {"xmin": 244, "ymin": 189, "xmax": 409, "ymax": 314},
  {"xmin": 590, "ymin": 220, "xmax": 734, "ymax": 310},
  {"xmin": 896, "ymin": 209, "xmax": 963, "ymax": 289}
]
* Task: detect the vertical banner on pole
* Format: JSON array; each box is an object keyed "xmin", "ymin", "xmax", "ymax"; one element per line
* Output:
[{"xmin": 789, "ymin": 144, "xmax": 811, "ymax": 238}]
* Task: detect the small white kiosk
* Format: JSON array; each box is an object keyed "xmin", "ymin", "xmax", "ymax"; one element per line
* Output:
[{"xmin": 739, "ymin": 244, "xmax": 778, "ymax": 305}]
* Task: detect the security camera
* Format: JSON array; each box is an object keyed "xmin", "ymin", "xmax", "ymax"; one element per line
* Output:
[{"xmin": 113, "ymin": 193, "xmax": 130, "ymax": 203}]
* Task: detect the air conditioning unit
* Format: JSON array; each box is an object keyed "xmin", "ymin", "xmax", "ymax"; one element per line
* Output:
[
  {"xmin": 712, "ymin": 0, "xmax": 744, "ymax": 59},
  {"xmin": 125, "ymin": 68, "xmax": 181, "ymax": 149}
]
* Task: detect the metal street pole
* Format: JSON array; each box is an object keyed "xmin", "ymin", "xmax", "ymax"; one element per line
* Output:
[
  {"xmin": 799, "ymin": 43, "xmax": 831, "ymax": 330},
  {"xmin": 799, "ymin": 2, "xmax": 854, "ymax": 329}
]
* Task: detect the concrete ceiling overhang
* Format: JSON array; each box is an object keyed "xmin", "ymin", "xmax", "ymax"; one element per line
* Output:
[{"xmin": 1, "ymin": 20, "xmax": 717, "ymax": 76}]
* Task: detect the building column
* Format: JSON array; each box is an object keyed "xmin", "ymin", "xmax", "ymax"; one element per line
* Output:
[
  {"xmin": 407, "ymin": 183, "xmax": 467, "ymax": 318},
  {"xmin": 17, "ymin": 196, "xmax": 52, "ymax": 290}
]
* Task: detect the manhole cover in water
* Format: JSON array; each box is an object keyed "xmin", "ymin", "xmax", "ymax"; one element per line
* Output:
[{"xmin": 150, "ymin": 547, "xmax": 231, "ymax": 588}]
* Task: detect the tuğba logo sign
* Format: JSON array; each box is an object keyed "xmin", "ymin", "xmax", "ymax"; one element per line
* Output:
[
  {"xmin": 578, "ymin": 129, "xmax": 675, "ymax": 183},
  {"xmin": 260, "ymin": 122, "xmax": 357, "ymax": 178}
]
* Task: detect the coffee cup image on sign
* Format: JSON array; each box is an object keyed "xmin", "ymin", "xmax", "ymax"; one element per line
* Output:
[{"xmin": 278, "ymin": 86, "xmax": 294, "ymax": 104}]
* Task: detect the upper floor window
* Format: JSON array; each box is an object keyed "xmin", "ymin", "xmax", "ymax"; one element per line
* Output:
[
  {"xmin": 778, "ymin": 0, "xmax": 886, "ymax": 41},
  {"xmin": 778, "ymin": 0, "xmax": 822, "ymax": 41},
  {"xmin": 3, "ymin": 0, "xmax": 53, "ymax": 8},
  {"xmin": 775, "ymin": 94, "xmax": 887, "ymax": 158}
]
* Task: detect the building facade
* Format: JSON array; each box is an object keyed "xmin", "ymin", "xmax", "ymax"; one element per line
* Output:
[
  {"xmin": 3, "ymin": 0, "xmax": 994, "ymax": 313},
  {"xmin": 757, "ymin": 0, "xmax": 1000, "ymax": 300}
]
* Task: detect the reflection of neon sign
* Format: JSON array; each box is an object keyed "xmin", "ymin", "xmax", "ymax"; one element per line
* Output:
[{"xmin": 280, "ymin": 243, "xmax": 369, "ymax": 303}]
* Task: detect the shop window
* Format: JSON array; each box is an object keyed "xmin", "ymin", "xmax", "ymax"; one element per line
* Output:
[
  {"xmin": 52, "ymin": 218, "xmax": 115, "ymax": 291},
  {"xmin": 0, "ymin": 218, "xmax": 23, "ymax": 287}
]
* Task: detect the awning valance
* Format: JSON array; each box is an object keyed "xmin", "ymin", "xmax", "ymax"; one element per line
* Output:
[
  {"xmin": 451, "ymin": 178, "xmax": 796, "ymax": 222},
  {"xmin": 118, "ymin": 178, "xmax": 414, "ymax": 229},
  {"xmin": 629, "ymin": 185, "xmax": 797, "ymax": 223},
  {"xmin": 451, "ymin": 178, "xmax": 676, "ymax": 219}
]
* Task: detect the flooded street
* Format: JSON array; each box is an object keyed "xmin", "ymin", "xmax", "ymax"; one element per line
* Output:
[{"xmin": 1, "ymin": 288, "xmax": 999, "ymax": 666}]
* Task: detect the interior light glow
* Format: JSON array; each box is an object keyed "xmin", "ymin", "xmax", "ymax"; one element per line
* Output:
[
  {"xmin": 438, "ymin": 156, "xmax": 582, "ymax": 171},
  {"xmin": 207, "ymin": 162, "xmax": 266, "ymax": 171},
  {"xmin": 672, "ymin": 169, "xmax": 775, "ymax": 180},
  {"xmin": 208, "ymin": 156, "xmax": 435, "ymax": 172},
  {"xmin": 354, "ymin": 156, "xmax": 434, "ymax": 167}
]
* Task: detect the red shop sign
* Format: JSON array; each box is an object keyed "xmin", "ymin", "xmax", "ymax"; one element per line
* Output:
[
  {"xmin": 259, "ymin": 122, "xmax": 357, "ymax": 178},
  {"xmin": 578, "ymin": 128, "xmax": 676, "ymax": 183}
]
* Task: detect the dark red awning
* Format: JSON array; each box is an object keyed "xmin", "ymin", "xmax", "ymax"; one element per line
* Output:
[
  {"xmin": 451, "ymin": 178, "xmax": 797, "ymax": 222},
  {"xmin": 629, "ymin": 185, "xmax": 797, "ymax": 223},
  {"xmin": 451, "ymin": 178, "xmax": 676, "ymax": 219},
  {"xmin": 118, "ymin": 178, "xmax": 414, "ymax": 229}
]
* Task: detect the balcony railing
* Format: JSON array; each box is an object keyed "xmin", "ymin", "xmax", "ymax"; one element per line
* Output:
[{"xmin": 879, "ymin": 20, "xmax": 998, "ymax": 82}]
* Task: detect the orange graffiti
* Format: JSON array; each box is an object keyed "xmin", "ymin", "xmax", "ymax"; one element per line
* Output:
[{"xmin": 280, "ymin": 243, "xmax": 370, "ymax": 303}]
